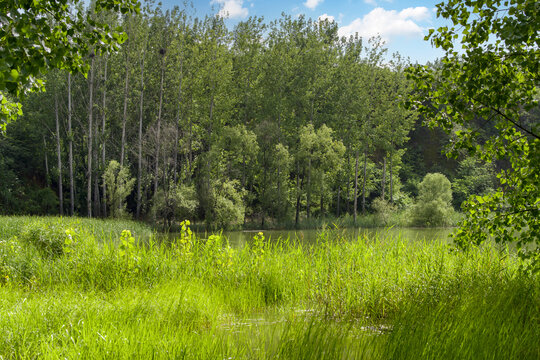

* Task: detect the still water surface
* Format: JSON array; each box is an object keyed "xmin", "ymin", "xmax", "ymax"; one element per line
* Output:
[{"xmin": 183, "ymin": 227, "xmax": 454, "ymax": 247}]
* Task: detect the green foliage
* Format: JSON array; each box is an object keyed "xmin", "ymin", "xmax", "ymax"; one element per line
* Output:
[
  {"xmin": 212, "ymin": 179, "xmax": 246, "ymax": 229},
  {"xmin": 412, "ymin": 173, "xmax": 455, "ymax": 227},
  {"xmin": 452, "ymin": 156, "xmax": 497, "ymax": 208},
  {"xmin": 0, "ymin": 0, "xmax": 139, "ymax": 128},
  {"xmin": 405, "ymin": 0, "xmax": 539, "ymax": 266},
  {"xmin": 151, "ymin": 184, "xmax": 199, "ymax": 228},
  {"xmin": 103, "ymin": 160, "xmax": 135, "ymax": 218},
  {"xmin": 19, "ymin": 221, "xmax": 69, "ymax": 258},
  {"xmin": 372, "ymin": 197, "xmax": 396, "ymax": 226}
]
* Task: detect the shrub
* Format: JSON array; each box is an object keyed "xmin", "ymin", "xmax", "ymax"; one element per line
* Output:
[
  {"xmin": 372, "ymin": 197, "xmax": 396, "ymax": 226},
  {"xmin": 411, "ymin": 173, "xmax": 454, "ymax": 227},
  {"xmin": 19, "ymin": 221, "xmax": 67, "ymax": 258},
  {"xmin": 151, "ymin": 184, "xmax": 199, "ymax": 228},
  {"xmin": 213, "ymin": 179, "xmax": 245, "ymax": 229},
  {"xmin": 103, "ymin": 160, "xmax": 135, "ymax": 218}
]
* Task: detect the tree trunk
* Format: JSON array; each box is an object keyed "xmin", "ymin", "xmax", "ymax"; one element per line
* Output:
[
  {"xmin": 346, "ymin": 154, "xmax": 350, "ymax": 214},
  {"xmin": 54, "ymin": 93, "xmax": 63, "ymax": 215},
  {"xmin": 93, "ymin": 96, "xmax": 100, "ymax": 218},
  {"xmin": 43, "ymin": 136, "xmax": 49, "ymax": 186},
  {"xmin": 94, "ymin": 168, "xmax": 100, "ymax": 217},
  {"xmin": 188, "ymin": 113, "xmax": 193, "ymax": 177},
  {"xmin": 102, "ymin": 57, "xmax": 108, "ymax": 217},
  {"xmin": 390, "ymin": 151, "xmax": 394, "ymax": 204},
  {"xmin": 306, "ymin": 156, "xmax": 311, "ymax": 218},
  {"xmin": 153, "ymin": 54, "xmax": 165, "ymax": 196},
  {"xmin": 381, "ymin": 156, "xmax": 386, "ymax": 200},
  {"xmin": 337, "ymin": 181, "xmax": 341, "ymax": 217},
  {"xmin": 67, "ymin": 73, "xmax": 74, "ymax": 216},
  {"xmin": 354, "ymin": 150, "xmax": 359, "ymax": 225},
  {"xmin": 295, "ymin": 161, "xmax": 301, "ymax": 227},
  {"xmin": 136, "ymin": 51, "xmax": 145, "ymax": 220},
  {"xmin": 120, "ymin": 57, "xmax": 129, "ymax": 168},
  {"xmin": 320, "ymin": 174, "xmax": 324, "ymax": 217},
  {"xmin": 87, "ymin": 56, "xmax": 95, "ymax": 218},
  {"xmin": 362, "ymin": 150, "xmax": 367, "ymax": 214},
  {"xmin": 173, "ymin": 58, "xmax": 183, "ymax": 185}
]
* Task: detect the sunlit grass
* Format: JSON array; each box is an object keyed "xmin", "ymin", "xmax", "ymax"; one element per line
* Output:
[{"xmin": 0, "ymin": 216, "xmax": 537, "ymax": 359}]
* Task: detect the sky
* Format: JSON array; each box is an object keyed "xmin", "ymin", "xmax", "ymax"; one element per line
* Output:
[{"xmin": 161, "ymin": 0, "xmax": 451, "ymax": 64}]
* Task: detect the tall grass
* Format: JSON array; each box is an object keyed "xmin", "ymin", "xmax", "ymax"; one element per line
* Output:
[{"xmin": 0, "ymin": 216, "xmax": 537, "ymax": 359}]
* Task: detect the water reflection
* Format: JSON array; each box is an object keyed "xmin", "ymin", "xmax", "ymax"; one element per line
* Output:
[{"xmin": 165, "ymin": 227, "xmax": 454, "ymax": 248}]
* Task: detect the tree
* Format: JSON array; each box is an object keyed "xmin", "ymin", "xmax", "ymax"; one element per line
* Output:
[
  {"xmin": 103, "ymin": 160, "xmax": 135, "ymax": 218},
  {"xmin": 405, "ymin": 0, "xmax": 539, "ymax": 265},
  {"xmin": 412, "ymin": 173, "xmax": 454, "ymax": 227},
  {"xmin": 0, "ymin": 0, "xmax": 139, "ymax": 133}
]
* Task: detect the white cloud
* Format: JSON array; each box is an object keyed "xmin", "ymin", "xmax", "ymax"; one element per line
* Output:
[
  {"xmin": 338, "ymin": 7, "xmax": 431, "ymax": 42},
  {"xmin": 304, "ymin": 0, "xmax": 323, "ymax": 10},
  {"xmin": 399, "ymin": 7, "xmax": 431, "ymax": 21},
  {"xmin": 318, "ymin": 13, "xmax": 335, "ymax": 23},
  {"xmin": 364, "ymin": 0, "xmax": 393, "ymax": 5},
  {"xmin": 211, "ymin": 0, "xmax": 249, "ymax": 19}
]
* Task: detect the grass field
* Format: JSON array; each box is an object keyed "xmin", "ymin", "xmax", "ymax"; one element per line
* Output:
[{"xmin": 0, "ymin": 216, "xmax": 538, "ymax": 359}]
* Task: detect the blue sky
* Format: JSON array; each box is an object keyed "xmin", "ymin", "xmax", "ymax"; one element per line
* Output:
[{"xmin": 161, "ymin": 0, "xmax": 451, "ymax": 64}]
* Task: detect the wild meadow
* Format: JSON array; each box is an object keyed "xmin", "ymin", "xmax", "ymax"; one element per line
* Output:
[{"xmin": 0, "ymin": 216, "xmax": 538, "ymax": 359}]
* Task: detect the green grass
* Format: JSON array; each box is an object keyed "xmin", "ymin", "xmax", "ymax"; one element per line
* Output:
[{"xmin": 0, "ymin": 216, "xmax": 538, "ymax": 359}]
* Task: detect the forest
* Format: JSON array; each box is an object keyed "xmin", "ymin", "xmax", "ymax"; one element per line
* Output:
[
  {"xmin": 0, "ymin": 0, "xmax": 539, "ymax": 358},
  {"xmin": 0, "ymin": 2, "xmax": 501, "ymax": 229}
]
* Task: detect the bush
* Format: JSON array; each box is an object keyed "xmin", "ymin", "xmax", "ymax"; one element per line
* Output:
[
  {"xmin": 411, "ymin": 173, "xmax": 454, "ymax": 227},
  {"xmin": 372, "ymin": 197, "xmax": 396, "ymax": 226},
  {"xmin": 19, "ymin": 221, "xmax": 67, "ymax": 258},
  {"xmin": 213, "ymin": 179, "xmax": 245, "ymax": 229},
  {"xmin": 151, "ymin": 184, "xmax": 199, "ymax": 228},
  {"xmin": 103, "ymin": 160, "xmax": 135, "ymax": 218}
]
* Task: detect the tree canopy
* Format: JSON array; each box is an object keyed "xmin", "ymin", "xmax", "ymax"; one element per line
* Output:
[
  {"xmin": 0, "ymin": 0, "xmax": 139, "ymax": 132},
  {"xmin": 406, "ymin": 0, "xmax": 539, "ymax": 267}
]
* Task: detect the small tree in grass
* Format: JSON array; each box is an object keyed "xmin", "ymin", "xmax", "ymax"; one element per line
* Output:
[
  {"xmin": 103, "ymin": 160, "xmax": 135, "ymax": 218},
  {"xmin": 412, "ymin": 173, "xmax": 454, "ymax": 227}
]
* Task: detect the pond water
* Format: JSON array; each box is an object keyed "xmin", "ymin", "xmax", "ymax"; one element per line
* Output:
[{"xmin": 166, "ymin": 227, "xmax": 454, "ymax": 247}]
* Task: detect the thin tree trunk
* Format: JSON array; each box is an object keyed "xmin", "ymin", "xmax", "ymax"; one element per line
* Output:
[
  {"xmin": 337, "ymin": 182, "xmax": 341, "ymax": 217},
  {"xmin": 44, "ymin": 137, "xmax": 50, "ymax": 186},
  {"xmin": 277, "ymin": 114, "xmax": 281, "ymax": 198},
  {"xmin": 307, "ymin": 156, "xmax": 311, "ymax": 218},
  {"xmin": 261, "ymin": 150, "xmax": 267, "ymax": 229},
  {"xmin": 173, "ymin": 58, "xmax": 183, "ymax": 185},
  {"xmin": 295, "ymin": 161, "xmax": 301, "ymax": 227},
  {"xmin": 320, "ymin": 174, "xmax": 324, "ymax": 217},
  {"xmin": 55, "ymin": 93, "xmax": 63, "ymax": 215},
  {"xmin": 93, "ymin": 98, "xmax": 100, "ymax": 218},
  {"xmin": 120, "ymin": 57, "xmax": 129, "ymax": 168},
  {"xmin": 354, "ymin": 150, "xmax": 359, "ymax": 224},
  {"xmin": 381, "ymin": 156, "xmax": 386, "ymax": 200},
  {"xmin": 102, "ymin": 57, "xmax": 108, "ymax": 217},
  {"xmin": 346, "ymin": 153, "xmax": 350, "ymax": 214},
  {"xmin": 94, "ymin": 169, "xmax": 100, "ymax": 217},
  {"xmin": 390, "ymin": 150, "xmax": 394, "ymax": 204},
  {"xmin": 362, "ymin": 150, "xmax": 367, "ymax": 214},
  {"xmin": 67, "ymin": 73, "xmax": 74, "ymax": 216},
  {"xmin": 188, "ymin": 114, "xmax": 193, "ymax": 177},
  {"xmin": 136, "ymin": 51, "xmax": 145, "ymax": 219},
  {"xmin": 87, "ymin": 55, "xmax": 95, "ymax": 218},
  {"xmin": 153, "ymin": 53, "xmax": 165, "ymax": 196}
]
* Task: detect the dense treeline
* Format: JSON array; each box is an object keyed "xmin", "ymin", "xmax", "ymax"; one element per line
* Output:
[{"xmin": 0, "ymin": 2, "xmax": 496, "ymax": 227}]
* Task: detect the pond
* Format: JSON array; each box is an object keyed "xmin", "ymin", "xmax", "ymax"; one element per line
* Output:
[{"xmin": 166, "ymin": 227, "xmax": 454, "ymax": 247}]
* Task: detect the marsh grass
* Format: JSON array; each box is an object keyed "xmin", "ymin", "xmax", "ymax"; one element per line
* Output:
[{"xmin": 0, "ymin": 216, "xmax": 537, "ymax": 359}]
